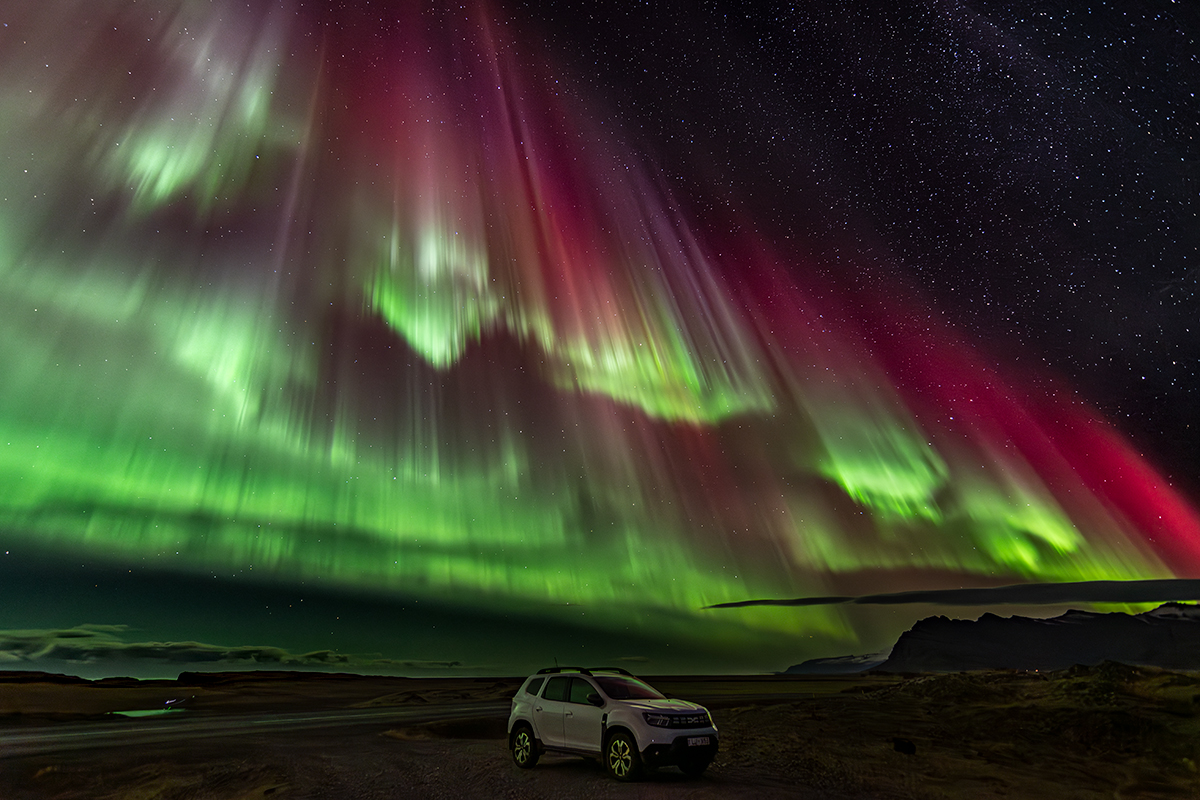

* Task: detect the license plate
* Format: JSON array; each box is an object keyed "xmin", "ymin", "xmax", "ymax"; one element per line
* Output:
[{"xmin": 687, "ymin": 737, "xmax": 710, "ymax": 746}]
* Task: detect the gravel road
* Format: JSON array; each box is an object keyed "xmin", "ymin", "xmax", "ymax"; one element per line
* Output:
[{"xmin": 0, "ymin": 720, "xmax": 834, "ymax": 800}]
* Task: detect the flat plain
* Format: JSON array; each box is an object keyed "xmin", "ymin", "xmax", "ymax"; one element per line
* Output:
[{"xmin": 1, "ymin": 665, "xmax": 1197, "ymax": 799}]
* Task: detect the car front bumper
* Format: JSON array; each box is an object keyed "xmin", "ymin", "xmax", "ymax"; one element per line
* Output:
[{"xmin": 641, "ymin": 732, "xmax": 719, "ymax": 768}]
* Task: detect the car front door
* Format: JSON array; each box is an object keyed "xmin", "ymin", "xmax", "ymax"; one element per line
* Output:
[
  {"xmin": 533, "ymin": 676, "xmax": 568, "ymax": 747},
  {"xmin": 562, "ymin": 677, "xmax": 606, "ymax": 753}
]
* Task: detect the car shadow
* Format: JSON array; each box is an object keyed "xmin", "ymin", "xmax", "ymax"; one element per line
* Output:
[{"xmin": 533, "ymin": 753, "xmax": 705, "ymax": 784}]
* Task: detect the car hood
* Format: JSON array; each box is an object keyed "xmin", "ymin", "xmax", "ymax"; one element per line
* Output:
[{"xmin": 621, "ymin": 699, "xmax": 705, "ymax": 712}]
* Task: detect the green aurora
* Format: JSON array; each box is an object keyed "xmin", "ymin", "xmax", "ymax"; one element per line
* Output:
[{"xmin": 0, "ymin": 0, "xmax": 1196, "ymax": 675}]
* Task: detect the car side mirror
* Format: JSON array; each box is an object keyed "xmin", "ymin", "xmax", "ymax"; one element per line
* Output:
[{"xmin": 587, "ymin": 693, "xmax": 604, "ymax": 707}]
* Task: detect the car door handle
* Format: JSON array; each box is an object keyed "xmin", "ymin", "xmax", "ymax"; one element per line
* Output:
[
  {"xmin": 565, "ymin": 710, "xmax": 573, "ymax": 717},
  {"xmin": 535, "ymin": 706, "xmax": 543, "ymax": 712}
]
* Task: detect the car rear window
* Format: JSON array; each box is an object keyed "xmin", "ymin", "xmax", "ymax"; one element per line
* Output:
[
  {"xmin": 542, "ymin": 676, "xmax": 569, "ymax": 701},
  {"xmin": 525, "ymin": 677, "xmax": 544, "ymax": 696}
]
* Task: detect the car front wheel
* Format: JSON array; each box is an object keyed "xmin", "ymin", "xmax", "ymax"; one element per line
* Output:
[
  {"xmin": 679, "ymin": 755, "xmax": 712, "ymax": 778},
  {"xmin": 511, "ymin": 724, "xmax": 539, "ymax": 769},
  {"xmin": 605, "ymin": 730, "xmax": 643, "ymax": 781}
]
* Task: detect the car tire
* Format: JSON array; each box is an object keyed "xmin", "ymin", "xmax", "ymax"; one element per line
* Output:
[
  {"xmin": 679, "ymin": 756, "xmax": 712, "ymax": 778},
  {"xmin": 511, "ymin": 724, "xmax": 539, "ymax": 769},
  {"xmin": 605, "ymin": 730, "xmax": 643, "ymax": 781}
]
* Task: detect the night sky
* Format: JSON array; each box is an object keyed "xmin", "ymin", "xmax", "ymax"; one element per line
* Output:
[{"xmin": 0, "ymin": 0, "xmax": 1197, "ymax": 678}]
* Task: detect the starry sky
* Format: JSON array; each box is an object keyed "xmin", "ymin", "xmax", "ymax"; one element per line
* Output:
[{"xmin": 0, "ymin": 0, "xmax": 1197, "ymax": 678}]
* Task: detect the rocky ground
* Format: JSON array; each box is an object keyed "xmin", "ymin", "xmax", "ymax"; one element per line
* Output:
[
  {"xmin": 2, "ymin": 664, "xmax": 1198, "ymax": 799},
  {"xmin": 713, "ymin": 662, "xmax": 1200, "ymax": 799}
]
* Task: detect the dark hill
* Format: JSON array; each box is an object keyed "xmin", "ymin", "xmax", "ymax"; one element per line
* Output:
[{"xmin": 878, "ymin": 602, "xmax": 1200, "ymax": 673}]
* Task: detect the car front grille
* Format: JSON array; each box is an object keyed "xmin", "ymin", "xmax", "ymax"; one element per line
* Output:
[{"xmin": 668, "ymin": 713, "xmax": 709, "ymax": 728}]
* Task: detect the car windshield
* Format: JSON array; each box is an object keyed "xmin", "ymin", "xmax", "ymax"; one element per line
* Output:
[{"xmin": 594, "ymin": 675, "xmax": 665, "ymax": 700}]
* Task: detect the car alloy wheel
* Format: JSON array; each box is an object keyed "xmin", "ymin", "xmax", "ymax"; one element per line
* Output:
[
  {"xmin": 606, "ymin": 731, "xmax": 642, "ymax": 781},
  {"xmin": 511, "ymin": 725, "xmax": 539, "ymax": 768}
]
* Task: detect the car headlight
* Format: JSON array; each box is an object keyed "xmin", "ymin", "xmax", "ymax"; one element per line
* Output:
[{"xmin": 642, "ymin": 712, "xmax": 671, "ymax": 727}]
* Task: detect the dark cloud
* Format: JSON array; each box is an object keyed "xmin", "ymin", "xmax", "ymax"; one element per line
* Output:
[
  {"xmin": 0, "ymin": 625, "xmax": 465, "ymax": 671},
  {"xmin": 704, "ymin": 579, "xmax": 1200, "ymax": 609},
  {"xmin": 373, "ymin": 659, "xmax": 465, "ymax": 669}
]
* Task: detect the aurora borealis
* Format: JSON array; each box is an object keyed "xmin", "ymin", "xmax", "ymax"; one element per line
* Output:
[{"xmin": 0, "ymin": 0, "xmax": 1197, "ymax": 676}]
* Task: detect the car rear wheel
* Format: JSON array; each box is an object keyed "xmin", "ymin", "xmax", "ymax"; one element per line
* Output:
[
  {"xmin": 511, "ymin": 724, "xmax": 539, "ymax": 768},
  {"xmin": 605, "ymin": 730, "xmax": 643, "ymax": 781}
]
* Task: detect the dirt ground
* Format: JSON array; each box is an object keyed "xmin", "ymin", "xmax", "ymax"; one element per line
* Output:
[{"xmin": 2, "ymin": 664, "xmax": 1199, "ymax": 799}]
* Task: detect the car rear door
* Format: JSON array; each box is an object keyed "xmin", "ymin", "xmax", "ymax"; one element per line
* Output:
[{"xmin": 533, "ymin": 675, "xmax": 568, "ymax": 747}]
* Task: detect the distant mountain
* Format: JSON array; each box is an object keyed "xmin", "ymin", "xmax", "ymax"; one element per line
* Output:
[
  {"xmin": 784, "ymin": 603, "xmax": 1200, "ymax": 675},
  {"xmin": 877, "ymin": 602, "xmax": 1200, "ymax": 673},
  {"xmin": 783, "ymin": 652, "xmax": 889, "ymax": 675}
]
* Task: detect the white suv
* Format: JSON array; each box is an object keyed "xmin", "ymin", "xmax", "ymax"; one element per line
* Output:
[{"xmin": 507, "ymin": 667, "xmax": 719, "ymax": 781}]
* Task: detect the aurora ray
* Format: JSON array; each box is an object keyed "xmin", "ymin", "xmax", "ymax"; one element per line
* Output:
[{"xmin": 0, "ymin": 0, "xmax": 1196, "ymax": 673}]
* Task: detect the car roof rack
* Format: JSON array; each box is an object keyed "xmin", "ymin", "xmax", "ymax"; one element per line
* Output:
[{"xmin": 535, "ymin": 666, "xmax": 635, "ymax": 677}]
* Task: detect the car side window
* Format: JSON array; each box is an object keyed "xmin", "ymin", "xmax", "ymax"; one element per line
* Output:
[
  {"xmin": 525, "ymin": 677, "xmax": 544, "ymax": 696},
  {"xmin": 542, "ymin": 676, "xmax": 569, "ymax": 701},
  {"xmin": 568, "ymin": 677, "xmax": 595, "ymax": 704}
]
